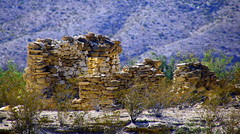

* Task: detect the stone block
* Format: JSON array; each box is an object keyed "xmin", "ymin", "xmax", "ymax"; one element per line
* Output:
[
  {"xmin": 79, "ymin": 82, "xmax": 90, "ymax": 86},
  {"xmin": 37, "ymin": 78, "xmax": 46, "ymax": 84},
  {"xmin": 105, "ymin": 80, "xmax": 120, "ymax": 87},
  {"xmin": 106, "ymin": 87, "xmax": 119, "ymax": 90}
]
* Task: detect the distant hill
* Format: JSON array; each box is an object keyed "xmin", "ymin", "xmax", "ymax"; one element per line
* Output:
[{"xmin": 0, "ymin": 0, "xmax": 239, "ymax": 69}]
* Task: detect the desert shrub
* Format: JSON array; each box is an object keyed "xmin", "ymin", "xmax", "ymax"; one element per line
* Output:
[
  {"xmin": 200, "ymin": 89, "xmax": 240, "ymax": 134},
  {"xmin": 145, "ymin": 78, "xmax": 173, "ymax": 117},
  {"xmin": 117, "ymin": 79, "xmax": 148, "ymax": 123},
  {"xmin": 0, "ymin": 61, "xmax": 25, "ymax": 106},
  {"xmin": 122, "ymin": 87, "xmax": 145, "ymax": 123},
  {"xmin": 176, "ymin": 52, "xmax": 200, "ymax": 63},
  {"xmin": 202, "ymin": 49, "xmax": 233, "ymax": 80},
  {"xmin": 51, "ymin": 78, "xmax": 78, "ymax": 109},
  {"xmin": 200, "ymin": 105, "xmax": 240, "ymax": 134},
  {"xmin": 50, "ymin": 78, "xmax": 78, "ymax": 127},
  {"xmin": 0, "ymin": 61, "xmax": 44, "ymax": 133},
  {"xmin": 126, "ymin": 58, "xmax": 138, "ymax": 66},
  {"xmin": 73, "ymin": 111, "xmax": 87, "ymax": 131},
  {"xmin": 221, "ymin": 109, "xmax": 240, "ymax": 134},
  {"xmin": 9, "ymin": 91, "xmax": 43, "ymax": 134},
  {"xmin": 173, "ymin": 50, "xmax": 239, "ymax": 106},
  {"xmin": 117, "ymin": 77, "xmax": 174, "ymax": 121}
]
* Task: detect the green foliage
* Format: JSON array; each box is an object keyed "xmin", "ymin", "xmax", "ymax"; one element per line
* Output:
[
  {"xmin": 151, "ymin": 52, "xmax": 175, "ymax": 79},
  {"xmin": 202, "ymin": 49, "xmax": 233, "ymax": 79},
  {"xmin": 10, "ymin": 91, "xmax": 43, "ymax": 134},
  {"xmin": 0, "ymin": 61, "xmax": 44, "ymax": 133},
  {"xmin": 176, "ymin": 52, "xmax": 200, "ymax": 63},
  {"xmin": 176, "ymin": 49, "xmax": 235, "ymax": 81},
  {"xmin": 126, "ymin": 58, "xmax": 138, "ymax": 66},
  {"xmin": 0, "ymin": 61, "xmax": 25, "ymax": 106}
]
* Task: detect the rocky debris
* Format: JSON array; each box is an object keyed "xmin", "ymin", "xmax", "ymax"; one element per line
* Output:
[{"xmin": 173, "ymin": 62, "xmax": 217, "ymax": 91}]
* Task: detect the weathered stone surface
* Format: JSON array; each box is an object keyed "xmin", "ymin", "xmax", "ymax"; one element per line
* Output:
[
  {"xmin": 173, "ymin": 62, "xmax": 217, "ymax": 91},
  {"xmin": 77, "ymin": 58, "xmax": 165, "ymax": 110},
  {"xmin": 25, "ymin": 33, "xmax": 123, "ymax": 110}
]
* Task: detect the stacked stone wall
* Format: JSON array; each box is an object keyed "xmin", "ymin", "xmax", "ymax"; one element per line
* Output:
[
  {"xmin": 25, "ymin": 32, "xmax": 219, "ymax": 111},
  {"xmin": 24, "ymin": 33, "xmax": 122, "ymax": 96},
  {"xmin": 173, "ymin": 62, "xmax": 217, "ymax": 92},
  {"xmin": 75, "ymin": 58, "xmax": 165, "ymax": 110}
]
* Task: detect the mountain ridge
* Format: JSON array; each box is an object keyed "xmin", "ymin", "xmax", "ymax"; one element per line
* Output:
[{"xmin": 0, "ymin": 0, "xmax": 239, "ymax": 69}]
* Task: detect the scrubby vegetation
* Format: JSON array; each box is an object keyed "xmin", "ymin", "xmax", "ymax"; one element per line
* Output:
[{"xmin": 0, "ymin": 62, "xmax": 43, "ymax": 133}]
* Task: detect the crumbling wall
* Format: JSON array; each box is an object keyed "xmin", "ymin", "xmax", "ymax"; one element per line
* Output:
[
  {"xmin": 74, "ymin": 58, "xmax": 165, "ymax": 110},
  {"xmin": 173, "ymin": 62, "xmax": 217, "ymax": 92},
  {"xmin": 24, "ymin": 33, "xmax": 122, "ymax": 96},
  {"xmin": 25, "ymin": 32, "xmax": 220, "ymax": 111}
]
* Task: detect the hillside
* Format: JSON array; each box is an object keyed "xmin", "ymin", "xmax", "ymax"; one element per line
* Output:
[{"xmin": 0, "ymin": 0, "xmax": 239, "ymax": 69}]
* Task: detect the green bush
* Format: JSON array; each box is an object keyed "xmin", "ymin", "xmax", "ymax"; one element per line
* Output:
[
  {"xmin": 10, "ymin": 91, "xmax": 43, "ymax": 134},
  {"xmin": 202, "ymin": 49, "xmax": 233, "ymax": 79},
  {"xmin": 0, "ymin": 61, "xmax": 25, "ymax": 106},
  {"xmin": 151, "ymin": 52, "xmax": 175, "ymax": 79}
]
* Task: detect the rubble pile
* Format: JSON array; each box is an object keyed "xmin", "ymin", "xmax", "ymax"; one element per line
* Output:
[{"xmin": 173, "ymin": 62, "xmax": 217, "ymax": 91}]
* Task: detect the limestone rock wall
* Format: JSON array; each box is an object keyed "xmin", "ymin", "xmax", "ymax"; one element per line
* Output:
[
  {"xmin": 24, "ymin": 33, "xmax": 122, "ymax": 96},
  {"xmin": 173, "ymin": 62, "xmax": 217, "ymax": 91},
  {"xmin": 74, "ymin": 58, "xmax": 165, "ymax": 110},
  {"xmin": 25, "ymin": 32, "xmax": 220, "ymax": 111}
]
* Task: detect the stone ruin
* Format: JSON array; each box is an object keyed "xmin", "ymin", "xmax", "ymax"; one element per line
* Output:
[
  {"xmin": 173, "ymin": 62, "xmax": 217, "ymax": 92},
  {"xmin": 24, "ymin": 33, "xmax": 122, "ymax": 96},
  {"xmin": 24, "ymin": 33, "xmax": 165, "ymax": 110},
  {"xmin": 75, "ymin": 58, "xmax": 165, "ymax": 110},
  {"xmin": 24, "ymin": 33, "xmax": 218, "ymax": 110}
]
